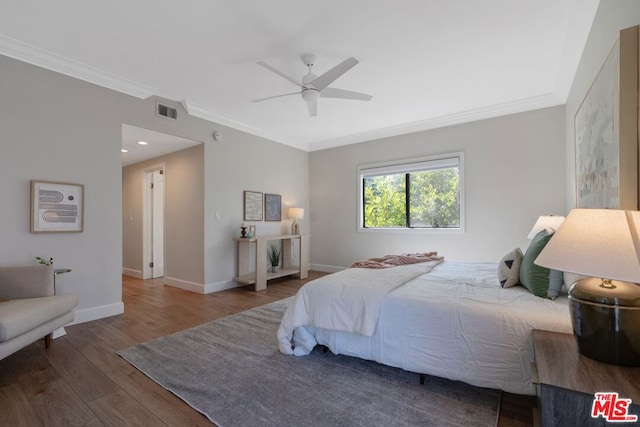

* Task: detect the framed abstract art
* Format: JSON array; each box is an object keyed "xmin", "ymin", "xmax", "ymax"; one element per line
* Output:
[{"xmin": 575, "ymin": 26, "xmax": 638, "ymax": 210}]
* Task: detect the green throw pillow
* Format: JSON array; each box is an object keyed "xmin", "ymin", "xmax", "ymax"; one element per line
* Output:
[{"xmin": 519, "ymin": 229, "xmax": 553, "ymax": 298}]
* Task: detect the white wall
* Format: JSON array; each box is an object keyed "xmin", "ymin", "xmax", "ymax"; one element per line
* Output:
[
  {"xmin": 0, "ymin": 54, "xmax": 309, "ymax": 321},
  {"xmin": 564, "ymin": 0, "xmax": 640, "ymax": 211},
  {"xmin": 309, "ymin": 106, "xmax": 566, "ymax": 270}
]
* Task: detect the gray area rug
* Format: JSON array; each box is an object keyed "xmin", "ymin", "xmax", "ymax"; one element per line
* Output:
[{"xmin": 117, "ymin": 298, "xmax": 500, "ymax": 427}]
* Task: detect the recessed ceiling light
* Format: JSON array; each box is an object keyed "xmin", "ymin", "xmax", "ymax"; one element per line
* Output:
[
  {"xmin": 121, "ymin": 149, "xmax": 128, "ymax": 153},
  {"xmin": 137, "ymin": 141, "xmax": 148, "ymax": 145}
]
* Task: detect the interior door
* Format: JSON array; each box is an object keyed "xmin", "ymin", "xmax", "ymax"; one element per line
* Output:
[
  {"xmin": 143, "ymin": 167, "xmax": 165, "ymax": 280},
  {"xmin": 151, "ymin": 170, "xmax": 164, "ymax": 278}
]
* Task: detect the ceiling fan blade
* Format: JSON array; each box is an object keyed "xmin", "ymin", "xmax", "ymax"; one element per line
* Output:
[
  {"xmin": 320, "ymin": 87, "xmax": 372, "ymax": 101},
  {"xmin": 252, "ymin": 92, "xmax": 300, "ymax": 103},
  {"xmin": 257, "ymin": 61, "xmax": 303, "ymax": 88},
  {"xmin": 310, "ymin": 57, "xmax": 359, "ymax": 91},
  {"xmin": 307, "ymin": 99, "xmax": 317, "ymax": 117}
]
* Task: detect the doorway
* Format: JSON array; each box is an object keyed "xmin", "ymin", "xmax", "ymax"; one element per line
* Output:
[
  {"xmin": 143, "ymin": 165, "xmax": 165, "ymax": 279},
  {"xmin": 121, "ymin": 124, "xmax": 203, "ymax": 282}
]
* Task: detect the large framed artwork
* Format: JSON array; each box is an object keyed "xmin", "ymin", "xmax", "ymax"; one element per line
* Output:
[
  {"xmin": 31, "ymin": 180, "xmax": 84, "ymax": 233},
  {"xmin": 575, "ymin": 25, "xmax": 639, "ymax": 209}
]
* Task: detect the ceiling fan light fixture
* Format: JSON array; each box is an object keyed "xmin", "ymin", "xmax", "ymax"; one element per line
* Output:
[{"xmin": 301, "ymin": 88, "xmax": 319, "ymax": 103}]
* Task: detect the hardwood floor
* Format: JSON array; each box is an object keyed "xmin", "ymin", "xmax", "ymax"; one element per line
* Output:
[{"xmin": 0, "ymin": 273, "xmax": 534, "ymax": 426}]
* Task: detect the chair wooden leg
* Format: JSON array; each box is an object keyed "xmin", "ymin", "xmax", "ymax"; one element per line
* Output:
[{"xmin": 45, "ymin": 333, "xmax": 52, "ymax": 349}]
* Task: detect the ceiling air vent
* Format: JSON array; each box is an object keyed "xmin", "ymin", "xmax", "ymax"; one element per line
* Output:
[{"xmin": 156, "ymin": 102, "xmax": 178, "ymax": 120}]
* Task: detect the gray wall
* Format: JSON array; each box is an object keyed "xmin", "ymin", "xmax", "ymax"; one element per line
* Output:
[
  {"xmin": 564, "ymin": 0, "xmax": 640, "ymax": 210},
  {"xmin": 309, "ymin": 106, "xmax": 566, "ymax": 269},
  {"xmin": 122, "ymin": 145, "xmax": 205, "ymax": 286},
  {"xmin": 1, "ymin": 55, "xmax": 124, "ymax": 322},
  {"xmin": 204, "ymin": 129, "xmax": 309, "ymax": 289},
  {"xmin": 0, "ymin": 54, "xmax": 309, "ymax": 321}
]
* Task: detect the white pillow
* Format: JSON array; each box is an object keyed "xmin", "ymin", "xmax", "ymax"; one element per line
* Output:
[{"xmin": 498, "ymin": 248, "xmax": 523, "ymax": 288}]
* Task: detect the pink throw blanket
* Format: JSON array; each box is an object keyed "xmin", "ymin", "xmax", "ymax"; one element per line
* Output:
[{"xmin": 350, "ymin": 251, "xmax": 443, "ymax": 269}]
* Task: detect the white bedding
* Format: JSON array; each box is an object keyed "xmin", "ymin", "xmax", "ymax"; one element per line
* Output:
[
  {"xmin": 278, "ymin": 260, "xmax": 442, "ymax": 354},
  {"xmin": 278, "ymin": 260, "xmax": 572, "ymax": 395}
]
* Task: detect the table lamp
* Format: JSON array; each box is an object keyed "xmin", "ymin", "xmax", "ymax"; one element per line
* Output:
[
  {"xmin": 534, "ymin": 208, "xmax": 640, "ymax": 366},
  {"xmin": 527, "ymin": 215, "xmax": 565, "ymax": 239},
  {"xmin": 288, "ymin": 207, "xmax": 304, "ymax": 235}
]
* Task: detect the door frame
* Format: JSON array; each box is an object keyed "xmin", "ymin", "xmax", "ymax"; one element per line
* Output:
[{"xmin": 142, "ymin": 163, "xmax": 166, "ymax": 280}]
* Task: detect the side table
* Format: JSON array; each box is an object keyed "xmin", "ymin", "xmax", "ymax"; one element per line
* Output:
[
  {"xmin": 52, "ymin": 268, "xmax": 72, "ymax": 339},
  {"xmin": 532, "ymin": 330, "xmax": 640, "ymax": 426}
]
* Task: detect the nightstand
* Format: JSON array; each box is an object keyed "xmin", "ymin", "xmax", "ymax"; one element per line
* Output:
[{"xmin": 532, "ymin": 330, "xmax": 640, "ymax": 426}]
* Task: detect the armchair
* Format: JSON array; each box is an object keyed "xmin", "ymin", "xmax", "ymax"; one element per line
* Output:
[{"xmin": 0, "ymin": 265, "xmax": 78, "ymax": 360}]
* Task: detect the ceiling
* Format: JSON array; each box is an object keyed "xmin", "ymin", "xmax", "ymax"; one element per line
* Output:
[
  {"xmin": 121, "ymin": 124, "xmax": 201, "ymax": 167},
  {"xmin": 0, "ymin": 1, "xmax": 600, "ymax": 152}
]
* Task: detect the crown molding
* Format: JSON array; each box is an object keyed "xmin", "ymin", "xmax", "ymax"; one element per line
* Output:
[
  {"xmin": 0, "ymin": 34, "xmax": 564, "ymax": 153},
  {"xmin": 0, "ymin": 35, "xmax": 156, "ymax": 99},
  {"xmin": 186, "ymin": 102, "xmax": 310, "ymax": 151},
  {"xmin": 307, "ymin": 93, "xmax": 565, "ymax": 152},
  {"xmin": 0, "ymin": 35, "xmax": 309, "ymax": 150}
]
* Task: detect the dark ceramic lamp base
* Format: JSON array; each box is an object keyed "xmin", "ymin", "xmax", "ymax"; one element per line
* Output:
[{"xmin": 569, "ymin": 278, "xmax": 640, "ymax": 367}]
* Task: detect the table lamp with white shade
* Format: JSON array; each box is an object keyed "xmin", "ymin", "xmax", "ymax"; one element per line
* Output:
[
  {"xmin": 534, "ymin": 208, "xmax": 640, "ymax": 366},
  {"xmin": 288, "ymin": 207, "xmax": 304, "ymax": 235}
]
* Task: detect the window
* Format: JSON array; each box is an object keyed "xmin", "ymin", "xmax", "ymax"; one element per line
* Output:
[{"xmin": 358, "ymin": 153, "xmax": 464, "ymax": 231}]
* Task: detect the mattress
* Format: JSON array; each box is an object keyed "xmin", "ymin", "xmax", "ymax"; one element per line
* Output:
[{"xmin": 283, "ymin": 260, "xmax": 572, "ymax": 395}]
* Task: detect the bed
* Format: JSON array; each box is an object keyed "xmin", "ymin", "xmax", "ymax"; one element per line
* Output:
[{"xmin": 277, "ymin": 260, "xmax": 572, "ymax": 395}]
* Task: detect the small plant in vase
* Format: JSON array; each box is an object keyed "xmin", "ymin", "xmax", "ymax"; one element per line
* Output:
[
  {"xmin": 35, "ymin": 257, "xmax": 53, "ymax": 266},
  {"xmin": 268, "ymin": 243, "xmax": 281, "ymax": 273}
]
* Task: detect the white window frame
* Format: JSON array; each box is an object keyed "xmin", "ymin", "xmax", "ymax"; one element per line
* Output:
[{"xmin": 357, "ymin": 152, "xmax": 465, "ymax": 233}]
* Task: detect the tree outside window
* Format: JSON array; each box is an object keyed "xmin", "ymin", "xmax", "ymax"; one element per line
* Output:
[{"xmin": 360, "ymin": 154, "xmax": 463, "ymax": 230}]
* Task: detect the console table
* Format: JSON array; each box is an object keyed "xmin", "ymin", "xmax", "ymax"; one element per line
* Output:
[
  {"xmin": 532, "ymin": 330, "xmax": 640, "ymax": 426},
  {"xmin": 233, "ymin": 234, "xmax": 309, "ymax": 291}
]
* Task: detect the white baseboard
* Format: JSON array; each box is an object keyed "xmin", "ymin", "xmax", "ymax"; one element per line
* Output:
[
  {"xmin": 310, "ymin": 264, "xmax": 346, "ymax": 273},
  {"xmin": 69, "ymin": 302, "xmax": 125, "ymax": 325},
  {"xmin": 164, "ymin": 276, "xmax": 206, "ymax": 293},
  {"xmin": 204, "ymin": 279, "xmax": 239, "ymax": 294},
  {"xmin": 122, "ymin": 268, "xmax": 142, "ymax": 278},
  {"xmin": 164, "ymin": 276, "xmax": 242, "ymax": 294}
]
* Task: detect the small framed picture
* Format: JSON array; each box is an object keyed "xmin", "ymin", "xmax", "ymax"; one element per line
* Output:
[
  {"xmin": 265, "ymin": 194, "xmax": 282, "ymax": 221},
  {"xmin": 31, "ymin": 180, "xmax": 84, "ymax": 233},
  {"xmin": 248, "ymin": 225, "xmax": 256, "ymax": 236},
  {"xmin": 243, "ymin": 191, "xmax": 263, "ymax": 221}
]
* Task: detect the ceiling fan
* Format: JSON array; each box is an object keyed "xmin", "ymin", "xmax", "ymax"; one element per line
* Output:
[{"xmin": 252, "ymin": 54, "xmax": 372, "ymax": 117}]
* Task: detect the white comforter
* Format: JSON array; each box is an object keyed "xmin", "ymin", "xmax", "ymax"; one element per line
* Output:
[
  {"xmin": 277, "ymin": 261, "xmax": 572, "ymax": 395},
  {"xmin": 277, "ymin": 260, "xmax": 442, "ymax": 355}
]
